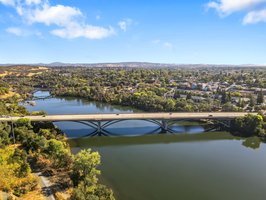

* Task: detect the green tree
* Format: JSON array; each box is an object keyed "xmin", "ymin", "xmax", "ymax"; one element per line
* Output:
[
  {"xmin": 46, "ymin": 139, "xmax": 73, "ymax": 168},
  {"xmin": 15, "ymin": 118, "xmax": 32, "ymax": 129},
  {"xmin": 71, "ymin": 177, "xmax": 115, "ymax": 200},
  {"xmin": 222, "ymin": 102, "xmax": 236, "ymax": 112},
  {"xmin": 238, "ymin": 97, "xmax": 244, "ymax": 108},
  {"xmin": 72, "ymin": 149, "xmax": 101, "ymax": 186},
  {"xmin": 257, "ymin": 89, "xmax": 264, "ymax": 104},
  {"xmin": 186, "ymin": 92, "xmax": 192, "ymax": 100},
  {"xmin": 165, "ymin": 99, "xmax": 176, "ymax": 111},
  {"xmin": 71, "ymin": 149, "xmax": 115, "ymax": 200},
  {"xmin": 231, "ymin": 114, "xmax": 264, "ymax": 137},
  {"xmin": 0, "ymin": 122, "xmax": 11, "ymax": 147},
  {"xmin": 173, "ymin": 90, "xmax": 181, "ymax": 99},
  {"xmin": 221, "ymin": 90, "xmax": 228, "ymax": 104},
  {"xmin": 249, "ymin": 94, "xmax": 255, "ymax": 107}
]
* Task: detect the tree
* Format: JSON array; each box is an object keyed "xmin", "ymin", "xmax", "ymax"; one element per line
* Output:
[
  {"xmin": 165, "ymin": 99, "xmax": 176, "ymax": 111},
  {"xmin": 231, "ymin": 114, "xmax": 264, "ymax": 137},
  {"xmin": 12, "ymin": 149, "xmax": 31, "ymax": 178},
  {"xmin": 71, "ymin": 177, "xmax": 115, "ymax": 200},
  {"xmin": 72, "ymin": 149, "xmax": 101, "ymax": 186},
  {"xmin": 186, "ymin": 92, "xmax": 192, "ymax": 100},
  {"xmin": 257, "ymin": 89, "xmax": 264, "ymax": 104},
  {"xmin": 249, "ymin": 94, "xmax": 255, "ymax": 107},
  {"xmin": 173, "ymin": 90, "xmax": 181, "ymax": 99},
  {"xmin": 227, "ymin": 92, "xmax": 232, "ymax": 102},
  {"xmin": 71, "ymin": 149, "xmax": 115, "ymax": 200},
  {"xmin": 46, "ymin": 139, "xmax": 73, "ymax": 168},
  {"xmin": 0, "ymin": 122, "xmax": 11, "ymax": 147},
  {"xmin": 15, "ymin": 118, "xmax": 32, "ymax": 129},
  {"xmin": 237, "ymin": 97, "xmax": 244, "ymax": 108},
  {"xmin": 222, "ymin": 102, "xmax": 236, "ymax": 112},
  {"xmin": 221, "ymin": 90, "xmax": 228, "ymax": 104}
]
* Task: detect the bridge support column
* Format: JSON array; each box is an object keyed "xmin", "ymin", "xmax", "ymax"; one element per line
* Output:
[
  {"xmin": 161, "ymin": 120, "xmax": 168, "ymax": 133},
  {"xmin": 97, "ymin": 121, "xmax": 102, "ymax": 136}
]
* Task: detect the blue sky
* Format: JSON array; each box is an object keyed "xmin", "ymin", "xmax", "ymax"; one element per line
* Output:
[{"xmin": 0, "ymin": 0, "xmax": 266, "ymax": 64}]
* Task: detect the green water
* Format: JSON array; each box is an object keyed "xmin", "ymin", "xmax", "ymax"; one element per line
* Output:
[{"xmin": 70, "ymin": 134, "xmax": 266, "ymax": 200}]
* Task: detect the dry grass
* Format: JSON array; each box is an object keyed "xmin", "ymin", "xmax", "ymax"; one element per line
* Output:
[
  {"xmin": 30, "ymin": 67, "xmax": 48, "ymax": 71},
  {"xmin": 27, "ymin": 72, "xmax": 42, "ymax": 77},
  {"xmin": 0, "ymin": 91, "xmax": 20, "ymax": 99},
  {"xmin": 19, "ymin": 190, "xmax": 45, "ymax": 200},
  {"xmin": 0, "ymin": 66, "xmax": 49, "ymax": 77},
  {"xmin": 27, "ymin": 67, "xmax": 49, "ymax": 77},
  {"xmin": 55, "ymin": 192, "xmax": 68, "ymax": 200},
  {"xmin": 0, "ymin": 72, "xmax": 8, "ymax": 77},
  {"xmin": 0, "ymin": 91, "xmax": 18, "ymax": 99}
]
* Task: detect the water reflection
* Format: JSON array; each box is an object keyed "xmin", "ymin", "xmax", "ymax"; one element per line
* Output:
[
  {"xmin": 242, "ymin": 137, "xmax": 261, "ymax": 149},
  {"xmin": 170, "ymin": 125, "xmax": 205, "ymax": 134},
  {"xmin": 69, "ymin": 132, "xmax": 238, "ymax": 148}
]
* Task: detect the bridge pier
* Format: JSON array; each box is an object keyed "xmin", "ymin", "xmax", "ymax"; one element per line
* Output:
[
  {"xmin": 161, "ymin": 120, "xmax": 168, "ymax": 133},
  {"xmin": 97, "ymin": 121, "xmax": 102, "ymax": 136},
  {"xmin": 205, "ymin": 119, "xmax": 233, "ymax": 132}
]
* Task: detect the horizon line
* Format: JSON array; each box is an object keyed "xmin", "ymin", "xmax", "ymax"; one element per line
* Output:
[{"xmin": 0, "ymin": 61, "xmax": 266, "ymax": 66}]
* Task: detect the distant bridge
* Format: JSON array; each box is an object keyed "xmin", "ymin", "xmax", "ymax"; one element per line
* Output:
[
  {"xmin": 0, "ymin": 112, "xmax": 252, "ymax": 136},
  {"xmin": 31, "ymin": 95, "xmax": 53, "ymax": 100}
]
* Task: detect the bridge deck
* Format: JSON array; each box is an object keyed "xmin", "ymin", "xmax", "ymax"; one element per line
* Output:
[{"xmin": 0, "ymin": 112, "xmax": 253, "ymax": 122}]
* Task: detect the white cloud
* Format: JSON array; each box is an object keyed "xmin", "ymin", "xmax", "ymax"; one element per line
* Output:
[
  {"xmin": 51, "ymin": 23, "xmax": 115, "ymax": 39},
  {"xmin": 207, "ymin": 0, "xmax": 266, "ymax": 15},
  {"xmin": 207, "ymin": 0, "xmax": 266, "ymax": 24},
  {"xmin": 243, "ymin": 9, "xmax": 266, "ymax": 24},
  {"xmin": 5, "ymin": 26, "xmax": 43, "ymax": 37},
  {"xmin": 0, "ymin": 0, "xmax": 115, "ymax": 39},
  {"xmin": 25, "ymin": 0, "xmax": 41, "ymax": 5},
  {"xmin": 27, "ymin": 4, "xmax": 82, "ymax": 26},
  {"xmin": 6, "ymin": 27, "xmax": 23, "ymax": 35},
  {"xmin": 118, "ymin": 18, "xmax": 133, "ymax": 32}
]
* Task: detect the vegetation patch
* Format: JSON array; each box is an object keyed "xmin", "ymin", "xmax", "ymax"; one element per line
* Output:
[{"xmin": 0, "ymin": 94, "xmax": 115, "ymax": 199}]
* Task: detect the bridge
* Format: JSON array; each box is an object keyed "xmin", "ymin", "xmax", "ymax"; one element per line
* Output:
[
  {"xmin": 31, "ymin": 96, "xmax": 54, "ymax": 100},
  {"xmin": 30, "ymin": 90, "xmax": 54, "ymax": 100},
  {"xmin": 0, "ymin": 112, "xmax": 252, "ymax": 136}
]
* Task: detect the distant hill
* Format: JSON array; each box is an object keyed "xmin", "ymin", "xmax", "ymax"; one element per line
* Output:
[{"xmin": 0, "ymin": 62, "xmax": 265, "ymax": 68}]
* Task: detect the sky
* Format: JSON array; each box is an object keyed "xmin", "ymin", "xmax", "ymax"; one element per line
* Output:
[{"xmin": 0, "ymin": 0, "xmax": 266, "ymax": 64}]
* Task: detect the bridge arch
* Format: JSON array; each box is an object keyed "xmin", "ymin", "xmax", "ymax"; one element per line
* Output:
[{"xmin": 51, "ymin": 119, "xmax": 172, "ymax": 137}]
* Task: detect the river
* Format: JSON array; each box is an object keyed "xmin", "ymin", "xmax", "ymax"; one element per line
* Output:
[{"xmin": 24, "ymin": 91, "xmax": 266, "ymax": 200}]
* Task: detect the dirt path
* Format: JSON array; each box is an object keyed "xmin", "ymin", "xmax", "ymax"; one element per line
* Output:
[{"xmin": 36, "ymin": 172, "xmax": 56, "ymax": 200}]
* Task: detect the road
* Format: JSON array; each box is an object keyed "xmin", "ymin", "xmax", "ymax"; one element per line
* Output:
[{"xmin": 0, "ymin": 112, "xmax": 254, "ymax": 122}]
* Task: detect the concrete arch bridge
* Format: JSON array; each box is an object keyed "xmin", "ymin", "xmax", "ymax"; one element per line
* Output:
[{"xmin": 0, "ymin": 112, "xmax": 252, "ymax": 137}]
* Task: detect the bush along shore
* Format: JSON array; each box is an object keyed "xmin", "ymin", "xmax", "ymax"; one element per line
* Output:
[{"xmin": 231, "ymin": 113, "xmax": 266, "ymax": 139}]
